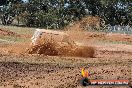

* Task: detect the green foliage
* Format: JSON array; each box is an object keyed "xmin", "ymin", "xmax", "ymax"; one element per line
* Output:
[{"xmin": 0, "ymin": 0, "xmax": 131, "ymax": 28}]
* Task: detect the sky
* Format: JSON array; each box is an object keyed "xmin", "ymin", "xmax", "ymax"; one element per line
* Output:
[{"xmin": 22, "ymin": 0, "xmax": 28, "ymax": 3}]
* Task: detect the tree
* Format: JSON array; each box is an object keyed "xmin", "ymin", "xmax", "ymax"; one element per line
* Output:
[
  {"xmin": 0, "ymin": 0, "xmax": 23, "ymax": 25},
  {"xmin": 100, "ymin": 0, "xmax": 131, "ymax": 26},
  {"xmin": 1, "ymin": 0, "xmax": 131, "ymax": 27}
]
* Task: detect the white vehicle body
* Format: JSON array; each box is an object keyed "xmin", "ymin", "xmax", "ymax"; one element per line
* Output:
[{"xmin": 31, "ymin": 29, "xmax": 74, "ymax": 45}]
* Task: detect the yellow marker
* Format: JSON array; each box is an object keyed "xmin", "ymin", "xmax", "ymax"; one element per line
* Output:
[{"xmin": 81, "ymin": 68, "xmax": 88, "ymax": 77}]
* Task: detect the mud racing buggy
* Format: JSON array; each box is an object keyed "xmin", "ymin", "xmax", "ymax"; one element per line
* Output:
[{"xmin": 28, "ymin": 29, "xmax": 95, "ymax": 57}]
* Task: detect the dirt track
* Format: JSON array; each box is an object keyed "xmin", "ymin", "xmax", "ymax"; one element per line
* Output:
[
  {"xmin": 0, "ymin": 33, "xmax": 132, "ymax": 88},
  {"xmin": 0, "ymin": 46, "xmax": 131, "ymax": 88},
  {"xmin": 0, "ymin": 25, "xmax": 132, "ymax": 88}
]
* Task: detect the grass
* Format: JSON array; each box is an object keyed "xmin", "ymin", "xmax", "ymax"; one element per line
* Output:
[
  {"xmin": 0, "ymin": 25, "xmax": 35, "ymax": 35},
  {"xmin": 0, "ymin": 25, "xmax": 35, "ymax": 43},
  {"xmin": 0, "ymin": 35, "xmax": 31, "ymax": 43}
]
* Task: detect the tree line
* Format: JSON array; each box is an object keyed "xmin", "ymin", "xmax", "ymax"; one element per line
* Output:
[{"xmin": 0, "ymin": 0, "xmax": 131, "ymax": 29}]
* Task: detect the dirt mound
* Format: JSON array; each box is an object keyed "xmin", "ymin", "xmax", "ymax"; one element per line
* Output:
[
  {"xmin": 0, "ymin": 28, "xmax": 31, "ymax": 38},
  {"xmin": 0, "ymin": 28, "xmax": 20, "ymax": 37},
  {"xmin": 27, "ymin": 41, "xmax": 95, "ymax": 58}
]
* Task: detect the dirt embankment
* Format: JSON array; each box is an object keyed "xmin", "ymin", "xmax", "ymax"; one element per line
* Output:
[
  {"xmin": 85, "ymin": 32, "xmax": 132, "ymax": 43},
  {"xmin": 0, "ymin": 28, "xmax": 31, "ymax": 38},
  {"xmin": 0, "ymin": 29, "xmax": 19, "ymax": 37}
]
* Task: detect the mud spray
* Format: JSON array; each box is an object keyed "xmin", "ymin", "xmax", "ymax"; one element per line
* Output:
[{"xmin": 27, "ymin": 18, "xmax": 95, "ymax": 58}]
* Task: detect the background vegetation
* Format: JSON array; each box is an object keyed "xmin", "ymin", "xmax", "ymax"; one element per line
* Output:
[{"xmin": 0, "ymin": 0, "xmax": 131, "ymax": 29}]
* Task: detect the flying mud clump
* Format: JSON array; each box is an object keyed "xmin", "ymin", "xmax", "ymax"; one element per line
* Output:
[{"xmin": 27, "ymin": 29, "xmax": 95, "ymax": 58}]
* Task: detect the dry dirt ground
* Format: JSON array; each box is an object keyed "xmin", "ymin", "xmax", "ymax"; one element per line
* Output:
[{"xmin": 0, "ymin": 27, "xmax": 132, "ymax": 88}]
